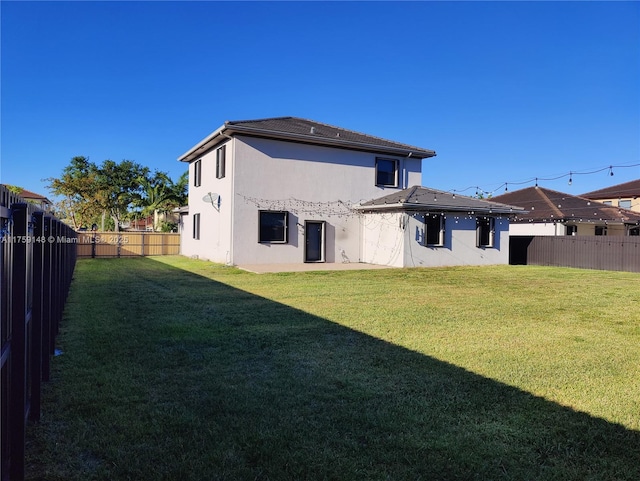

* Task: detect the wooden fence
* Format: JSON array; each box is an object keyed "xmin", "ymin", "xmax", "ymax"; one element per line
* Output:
[
  {"xmin": 510, "ymin": 235, "xmax": 640, "ymax": 273},
  {"xmin": 1, "ymin": 187, "xmax": 76, "ymax": 481},
  {"xmin": 76, "ymin": 231, "xmax": 180, "ymax": 258}
]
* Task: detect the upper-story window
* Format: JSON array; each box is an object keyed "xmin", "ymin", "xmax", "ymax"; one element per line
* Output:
[
  {"xmin": 476, "ymin": 217, "xmax": 495, "ymax": 248},
  {"xmin": 595, "ymin": 226, "xmax": 607, "ymax": 236},
  {"xmin": 566, "ymin": 225, "xmax": 578, "ymax": 236},
  {"xmin": 194, "ymin": 159, "xmax": 202, "ymax": 187},
  {"xmin": 424, "ymin": 213, "xmax": 445, "ymax": 246},
  {"xmin": 375, "ymin": 158, "xmax": 398, "ymax": 187},
  {"xmin": 619, "ymin": 199, "xmax": 632, "ymax": 209},
  {"xmin": 216, "ymin": 145, "xmax": 226, "ymax": 179}
]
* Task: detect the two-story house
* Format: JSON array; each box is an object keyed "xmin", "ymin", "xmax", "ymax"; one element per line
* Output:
[
  {"xmin": 178, "ymin": 117, "xmax": 523, "ymax": 267},
  {"xmin": 582, "ymin": 179, "xmax": 640, "ymax": 214}
]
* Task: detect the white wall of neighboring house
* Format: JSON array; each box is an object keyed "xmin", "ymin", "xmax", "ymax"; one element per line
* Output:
[
  {"xmin": 182, "ymin": 135, "xmax": 423, "ymax": 265},
  {"xmin": 509, "ymin": 221, "xmax": 629, "ymax": 237},
  {"xmin": 360, "ymin": 212, "xmax": 510, "ymax": 267},
  {"xmin": 509, "ymin": 222, "xmax": 564, "ymax": 236}
]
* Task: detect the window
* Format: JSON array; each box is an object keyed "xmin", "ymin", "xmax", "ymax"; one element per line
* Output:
[
  {"xmin": 375, "ymin": 158, "xmax": 398, "ymax": 187},
  {"xmin": 602, "ymin": 200, "xmax": 612, "ymax": 206},
  {"xmin": 629, "ymin": 226, "xmax": 640, "ymax": 236},
  {"xmin": 566, "ymin": 225, "xmax": 578, "ymax": 236},
  {"xmin": 424, "ymin": 213, "xmax": 445, "ymax": 246},
  {"xmin": 193, "ymin": 213, "xmax": 200, "ymax": 240},
  {"xmin": 259, "ymin": 211, "xmax": 288, "ymax": 243},
  {"xmin": 194, "ymin": 159, "xmax": 202, "ymax": 187},
  {"xmin": 216, "ymin": 145, "xmax": 226, "ymax": 179},
  {"xmin": 595, "ymin": 226, "xmax": 607, "ymax": 236},
  {"xmin": 619, "ymin": 199, "xmax": 632, "ymax": 209},
  {"xmin": 476, "ymin": 217, "xmax": 495, "ymax": 248}
]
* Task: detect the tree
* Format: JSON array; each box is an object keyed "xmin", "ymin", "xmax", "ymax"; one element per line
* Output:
[
  {"xmin": 134, "ymin": 170, "xmax": 187, "ymax": 231},
  {"xmin": 46, "ymin": 156, "xmax": 102, "ymax": 229},
  {"xmin": 96, "ymin": 160, "xmax": 149, "ymax": 232}
]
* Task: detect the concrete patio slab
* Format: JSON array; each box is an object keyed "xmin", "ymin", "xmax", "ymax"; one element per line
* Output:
[{"xmin": 236, "ymin": 262, "xmax": 395, "ymax": 274}]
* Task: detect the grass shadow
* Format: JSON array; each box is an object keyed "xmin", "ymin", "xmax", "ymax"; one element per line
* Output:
[{"xmin": 26, "ymin": 258, "xmax": 640, "ymax": 481}]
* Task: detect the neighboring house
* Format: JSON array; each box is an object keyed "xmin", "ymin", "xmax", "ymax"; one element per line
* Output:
[
  {"xmin": 178, "ymin": 117, "xmax": 522, "ymax": 267},
  {"xmin": 492, "ymin": 186, "xmax": 640, "ymax": 236},
  {"xmin": 581, "ymin": 179, "xmax": 640, "ymax": 214},
  {"xmin": 0, "ymin": 186, "xmax": 53, "ymax": 212}
]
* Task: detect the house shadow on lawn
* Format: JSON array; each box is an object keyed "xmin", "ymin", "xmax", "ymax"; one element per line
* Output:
[{"xmin": 29, "ymin": 258, "xmax": 640, "ymax": 481}]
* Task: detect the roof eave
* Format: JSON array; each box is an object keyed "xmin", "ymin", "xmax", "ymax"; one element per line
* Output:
[
  {"xmin": 355, "ymin": 203, "xmax": 525, "ymax": 215},
  {"xmin": 178, "ymin": 124, "xmax": 228, "ymax": 162},
  {"xmin": 178, "ymin": 123, "xmax": 436, "ymax": 163}
]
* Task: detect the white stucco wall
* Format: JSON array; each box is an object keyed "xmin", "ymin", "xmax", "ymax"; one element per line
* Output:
[
  {"xmin": 228, "ymin": 136, "xmax": 422, "ymax": 265},
  {"xmin": 361, "ymin": 212, "xmax": 511, "ymax": 267},
  {"xmin": 509, "ymin": 222, "xmax": 629, "ymax": 237},
  {"xmin": 181, "ymin": 139, "xmax": 234, "ymax": 263},
  {"xmin": 509, "ymin": 222, "xmax": 564, "ymax": 236},
  {"xmin": 180, "ymin": 133, "xmax": 430, "ymax": 265}
]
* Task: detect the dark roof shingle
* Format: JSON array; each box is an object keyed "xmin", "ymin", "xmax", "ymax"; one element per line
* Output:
[
  {"xmin": 581, "ymin": 179, "xmax": 640, "ymax": 199},
  {"xmin": 492, "ymin": 186, "xmax": 640, "ymax": 223},
  {"xmin": 179, "ymin": 116, "xmax": 436, "ymax": 162},
  {"xmin": 357, "ymin": 185, "xmax": 525, "ymax": 214}
]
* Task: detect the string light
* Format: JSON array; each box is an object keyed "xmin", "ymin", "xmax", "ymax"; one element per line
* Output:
[{"xmin": 449, "ymin": 162, "xmax": 639, "ymax": 197}]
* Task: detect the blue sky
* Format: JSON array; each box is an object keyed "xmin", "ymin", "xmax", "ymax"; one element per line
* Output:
[{"xmin": 2, "ymin": 1, "xmax": 639, "ymax": 201}]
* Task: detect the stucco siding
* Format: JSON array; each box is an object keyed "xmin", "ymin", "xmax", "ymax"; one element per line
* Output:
[
  {"xmin": 181, "ymin": 139, "xmax": 234, "ymax": 263},
  {"xmin": 361, "ymin": 212, "xmax": 510, "ymax": 267},
  {"xmin": 229, "ymin": 136, "xmax": 421, "ymax": 265}
]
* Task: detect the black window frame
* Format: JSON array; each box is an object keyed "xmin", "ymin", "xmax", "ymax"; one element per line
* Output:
[
  {"xmin": 216, "ymin": 145, "xmax": 226, "ymax": 179},
  {"xmin": 476, "ymin": 217, "xmax": 495, "ymax": 248},
  {"xmin": 193, "ymin": 213, "xmax": 200, "ymax": 240},
  {"xmin": 595, "ymin": 225, "xmax": 607, "ymax": 236},
  {"xmin": 194, "ymin": 159, "xmax": 202, "ymax": 187},
  {"xmin": 566, "ymin": 224, "xmax": 578, "ymax": 236},
  {"xmin": 259, "ymin": 210, "xmax": 289, "ymax": 244},
  {"xmin": 424, "ymin": 213, "xmax": 445, "ymax": 247},
  {"xmin": 375, "ymin": 157, "xmax": 399, "ymax": 187}
]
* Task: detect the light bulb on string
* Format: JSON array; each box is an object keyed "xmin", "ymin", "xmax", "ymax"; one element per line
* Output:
[
  {"xmin": 568, "ymin": 172, "xmax": 572, "ymax": 186},
  {"xmin": 609, "ymin": 166, "xmax": 614, "ymax": 176}
]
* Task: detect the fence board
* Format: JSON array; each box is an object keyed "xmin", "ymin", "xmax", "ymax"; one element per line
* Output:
[
  {"xmin": 510, "ymin": 235, "xmax": 640, "ymax": 272},
  {"xmin": 76, "ymin": 232, "xmax": 180, "ymax": 258},
  {"xmin": 1, "ymin": 186, "xmax": 76, "ymax": 481}
]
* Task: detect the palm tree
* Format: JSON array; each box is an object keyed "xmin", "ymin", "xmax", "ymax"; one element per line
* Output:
[{"xmin": 135, "ymin": 171, "xmax": 185, "ymax": 231}]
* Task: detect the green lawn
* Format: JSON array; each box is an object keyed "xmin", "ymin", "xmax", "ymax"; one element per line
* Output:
[{"xmin": 27, "ymin": 257, "xmax": 640, "ymax": 480}]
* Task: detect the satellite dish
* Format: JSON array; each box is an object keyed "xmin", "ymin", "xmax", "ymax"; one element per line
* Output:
[
  {"xmin": 202, "ymin": 193, "xmax": 216, "ymax": 203},
  {"xmin": 202, "ymin": 192, "xmax": 221, "ymax": 210}
]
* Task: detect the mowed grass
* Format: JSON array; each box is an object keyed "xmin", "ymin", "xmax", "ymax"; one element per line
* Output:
[{"xmin": 26, "ymin": 257, "xmax": 640, "ymax": 480}]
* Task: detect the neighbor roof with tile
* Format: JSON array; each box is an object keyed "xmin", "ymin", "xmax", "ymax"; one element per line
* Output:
[
  {"xmin": 178, "ymin": 117, "xmax": 436, "ymax": 162},
  {"xmin": 491, "ymin": 186, "xmax": 640, "ymax": 224},
  {"xmin": 356, "ymin": 186, "xmax": 525, "ymax": 215},
  {"xmin": 581, "ymin": 179, "xmax": 640, "ymax": 200}
]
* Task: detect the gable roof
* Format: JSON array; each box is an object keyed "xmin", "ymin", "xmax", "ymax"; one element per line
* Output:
[
  {"xmin": 178, "ymin": 117, "xmax": 436, "ymax": 163},
  {"xmin": 0, "ymin": 185, "xmax": 53, "ymax": 205},
  {"xmin": 355, "ymin": 186, "xmax": 525, "ymax": 215},
  {"xmin": 491, "ymin": 186, "xmax": 640, "ymax": 224},
  {"xmin": 18, "ymin": 188, "xmax": 53, "ymax": 205},
  {"xmin": 581, "ymin": 178, "xmax": 640, "ymax": 200}
]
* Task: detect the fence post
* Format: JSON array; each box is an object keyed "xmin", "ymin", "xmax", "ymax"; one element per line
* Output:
[
  {"xmin": 9, "ymin": 203, "xmax": 30, "ymax": 481},
  {"xmin": 30, "ymin": 212, "xmax": 45, "ymax": 422},
  {"xmin": 41, "ymin": 216, "xmax": 53, "ymax": 382}
]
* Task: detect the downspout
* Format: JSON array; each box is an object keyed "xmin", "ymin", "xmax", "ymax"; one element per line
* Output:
[
  {"xmin": 220, "ymin": 131, "xmax": 234, "ymax": 265},
  {"xmin": 404, "ymin": 152, "xmax": 413, "ymax": 189}
]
